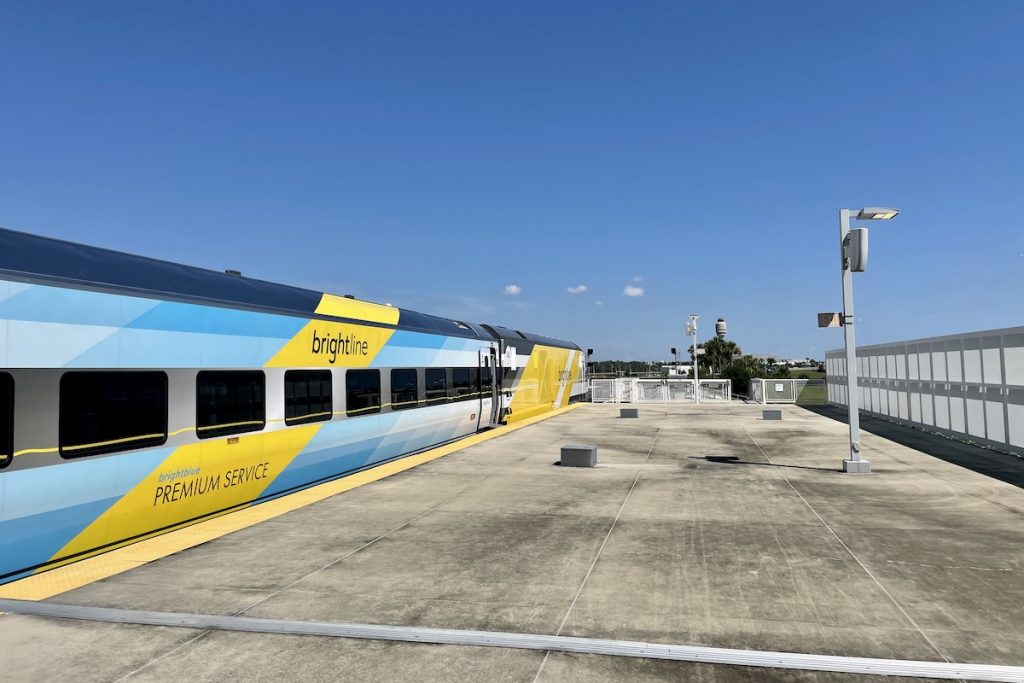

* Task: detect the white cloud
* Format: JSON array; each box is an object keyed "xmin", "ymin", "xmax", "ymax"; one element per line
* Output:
[
  {"xmin": 632, "ymin": 275, "xmax": 644, "ymax": 282},
  {"xmin": 503, "ymin": 284, "xmax": 521, "ymax": 296},
  {"xmin": 595, "ymin": 300, "xmax": 604, "ymax": 306},
  {"xmin": 623, "ymin": 285, "xmax": 644, "ymax": 297},
  {"xmin": 567, "ymin": 284, "xmax": 588, "ymax": 294}
]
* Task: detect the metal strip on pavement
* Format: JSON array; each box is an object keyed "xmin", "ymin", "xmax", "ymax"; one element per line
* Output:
[{"xmin": 1, "ymin": 599, "xmax": 1021, "ymax": 682}]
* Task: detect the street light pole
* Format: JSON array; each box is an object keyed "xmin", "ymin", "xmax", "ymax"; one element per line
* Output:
[
  {"xmin": 837, "ymin": 206, "xmax": 900, "ymax": 474},
  {"xmin": 838, "ymin": 209, "xmax": 867, "ymax": 473},
  {"xmin": 687, "ymin": 314, "xmax": 700, "ymax": 403}
]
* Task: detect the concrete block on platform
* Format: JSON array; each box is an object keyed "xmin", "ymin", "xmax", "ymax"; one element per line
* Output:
[
  {"xmin": 560, "ymin": 444, "xmax": 597, "ymax": 468},
  {"xmin": 843, "ymin": 458, "xmax": 872, "ymax": 474}
]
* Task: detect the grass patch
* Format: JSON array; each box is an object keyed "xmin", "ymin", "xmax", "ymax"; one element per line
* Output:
[
  {"xmin": 795, "ymin": 382, "xmax": 828, "ymax": 404},
  {"xmin": 787, "ymin": 369, "xmax": 825, "ymax": 380}
]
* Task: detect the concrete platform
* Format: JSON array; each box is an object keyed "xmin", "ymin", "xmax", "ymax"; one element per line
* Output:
[{"xmin": 2, "ymin": 403, "xmax": 1023, "ymax": 681}]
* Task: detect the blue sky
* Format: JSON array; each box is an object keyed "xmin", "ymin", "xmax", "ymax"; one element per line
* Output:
[{"xmin": 1, "ymin": 1, "xmax": 1021, "ymax": 360}]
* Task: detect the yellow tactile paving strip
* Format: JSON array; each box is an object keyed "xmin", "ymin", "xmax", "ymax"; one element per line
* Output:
[{"xmin": 0, "ymin": 404, "xmax": 580, "ymax": 602}]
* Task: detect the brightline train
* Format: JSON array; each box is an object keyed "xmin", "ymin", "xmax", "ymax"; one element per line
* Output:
[{"xmin": 0, "ymin": 228, "xmax": 586, "ymax": 583}]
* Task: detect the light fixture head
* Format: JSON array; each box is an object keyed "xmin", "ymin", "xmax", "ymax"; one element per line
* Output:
[{"xmin": 856, "ymin": 207, "xmax": 900, "ymax": 220}]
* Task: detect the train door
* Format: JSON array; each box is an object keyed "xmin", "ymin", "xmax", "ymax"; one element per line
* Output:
[{"xmin": 480, "ymin": 345, "xmax": 501, "ymax": 428}]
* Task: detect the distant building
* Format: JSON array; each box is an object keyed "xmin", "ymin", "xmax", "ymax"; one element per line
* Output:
[
  {"xmin": 751, "ymin": 355, "xmax": 819, "ymax": 367},
  {"xmin": 661, "ymin": 364, "xmax": 693, "ymax": 378}
]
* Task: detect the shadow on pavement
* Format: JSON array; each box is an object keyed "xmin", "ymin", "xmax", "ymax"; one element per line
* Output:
[
  {"xmin": 799, "ymin": 404, "xmax": 1024, "ymax": 489},
  {"xmin": 693, "ymin": 455, "xmax": 839, "ymax": 473}
]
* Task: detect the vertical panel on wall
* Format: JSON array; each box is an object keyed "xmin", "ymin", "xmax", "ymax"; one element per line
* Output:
[
  {"xmin": 934, "ymin": 384, "xmax": 950, "ymax": 430},
  {"xmin": 910, "ymin": 386, "xmax": 922, "ymax": 423},
  {"xmin": 921, "ymin": 389, "xmax": 934, "ymax": 426},
  {"xmin": 932, "ymin": 343, "xmax": 947, "ymax": 382},
  {"xmin": 949, "ymin": 384, "xmax": 966, "ymax": 434},
  {"xmin": 887, "ymin": 389, "xmax": 898, "ymax": 417},
  {"xmin": 966, "ymin": 387, "xmax": 986, "ymax": 438},
  {"xmin": 1008, "ymin": 388, "xmax": 1024, "ymax": 448},
  {"xmin": 964, "ymin": 338, "xmax": 982, "ymax": 384},
  {"xmin": 984, "ymin": 386, "xmax": 1006, "ymax": 445},
  {"xmin": 982, "ymin": 336, "xmax": 1002, "ymax": 386},
  {"xmin": 897, "ymin": 391, "xmax": 909, "ymax": 420},
  {"xmin": 1003, "ymin": 334, "xmax": 1024, "ymax": 386},
  {"xmin": 947, "ymin": 343, "xmax": 963, "ymax": 382}
]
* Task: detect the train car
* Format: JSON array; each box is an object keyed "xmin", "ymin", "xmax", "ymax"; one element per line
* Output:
[{"xmin": 0, "ymin": 228, "xmax": 586, "ymax": 584}]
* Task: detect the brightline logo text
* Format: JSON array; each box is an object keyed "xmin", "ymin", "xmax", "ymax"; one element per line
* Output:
[{"xmin": 311, "ymin": 330, "xmax": 371, "ymax": 364}]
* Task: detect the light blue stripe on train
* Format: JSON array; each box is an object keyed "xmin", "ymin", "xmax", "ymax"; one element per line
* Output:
[{"xmin": 0, "ymin": 282, "xmax": 484, "ymax": 368}]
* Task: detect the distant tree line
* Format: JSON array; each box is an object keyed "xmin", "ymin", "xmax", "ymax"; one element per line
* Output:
[{"xmin": 588, "ymin": 360, "xmax": 665, "ymax": 376}]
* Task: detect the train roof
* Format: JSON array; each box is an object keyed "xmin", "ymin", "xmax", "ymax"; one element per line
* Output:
[{"xmin": 0, "ymin": 227, "xmax": 579, "ymax": 350}]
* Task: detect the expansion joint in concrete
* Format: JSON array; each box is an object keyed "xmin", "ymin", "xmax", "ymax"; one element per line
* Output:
[{"xmin": 744, "ymin": 430, "xmax": 952, "ymax": 665}]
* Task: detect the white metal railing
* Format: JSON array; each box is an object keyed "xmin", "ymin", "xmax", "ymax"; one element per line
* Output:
[
  {"xmin": 826, "ymin": 326, "xmax": 1024, "ymax": 456},
  {"xmin": 590, "ymin": 379, "xmax": 617, "ymax": 403},
  {"xmin": 751, "ymin": 378, "xmax": 826, "ymax": 404},
  {"xmin": 589, "ymin": 378, "xmax": 730, "ymax": 403},
  {"xmin": 636, "ymin": 379, "xmax": 668, "ymax": 402},
  {"xmin": 699, "ymin": 380, "xmax": 732, "ymax": 402},
  {"xmin": 619, "ymin": 379, "xmax": 634, "ymax": 403},
  {"xmin": 668, "ymin": 380, "xmax": 695, "ymax": 402}
]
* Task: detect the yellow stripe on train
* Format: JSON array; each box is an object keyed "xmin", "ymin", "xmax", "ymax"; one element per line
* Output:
[
  {"xmin": 45, "ymin": 425, "xmax": 322, "ymax": 568},
  {"xmin": 507, "ymin": 346, "xmax": 581, "ymax": 424},
  {"xmin": 264, "ymin": 318, "xmax": 395, "ymax": 368},
  {"xmin": 314, "ymin": 293, "xmax": 401, "ymax": 325}
]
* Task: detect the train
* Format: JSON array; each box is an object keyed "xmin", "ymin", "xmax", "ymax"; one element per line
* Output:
[{"xmin": 0, "ymin": 227, "xmax": 587, "ymax": 583}]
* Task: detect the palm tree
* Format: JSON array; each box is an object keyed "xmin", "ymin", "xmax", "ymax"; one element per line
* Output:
[{"xmin": 690, "ymin": 337, "xmax": 742, "ymax": 377}]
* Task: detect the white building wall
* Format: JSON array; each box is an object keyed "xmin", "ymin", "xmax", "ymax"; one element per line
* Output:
[{"xmin": 826, "ymin": 326, "xmax": 1024, "ymax": 456}]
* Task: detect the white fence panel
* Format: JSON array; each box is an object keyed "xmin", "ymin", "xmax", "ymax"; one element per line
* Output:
[
  {"xmin": 590, "ymin": 378, "xmax": 727, "ymax": 403},
  {"xmin": 590, "ymin": 379, "xmax": 617, "ymax": 403},
  {"xmin": 668, "ymin": 380, "xmax": 695, "ymax": 402},
  {"xmin": 752, "ymin": 379, "xmax": 826, "ymax": 404},
  {"xmin": 766, "ymin": 380, "xmax": 797, "ymax": 403},
  {"xmin": 699, "ymin": 380, "xmax": 732, "ymax": 402},
  {"xmin": 618, "ymin": 379, "xmax": 636, "ymax": 403},
  {"xmin": 826, "ymin": 326, "xmax": 1024, "ymax": 456},
  {"xmin": 636, "ymin": 380, "xmax": 667, "ymax": 402}
]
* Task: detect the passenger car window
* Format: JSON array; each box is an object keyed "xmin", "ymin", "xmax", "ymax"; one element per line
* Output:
[
  {"xmin": 425, "ymin": 368, "xmax": 446, "ymax": 403},
  {"xmin": 197, "ymin": 371, "xmax": 265, "ymax": 439},
  {"xmin": 452, "ymin": 368, "xmax": 472, "ymax": 400},
  {"xmin": 60, "ymin": 371, "xmax": 167, "ymax": 457},
  {"xmin": 285, "ymin": 370, "xmax": 333, "ymax": 425},
  {"xmin": 391, "ymin": 369, "xmax": 418, "ymax": 410},
  {"xmin": 346, "ymin": 370, "xmax": 381, "ymax": 416},
  {"xmin": 0, "ymin": 373, "xmax": 13, "ymax": 468}
]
